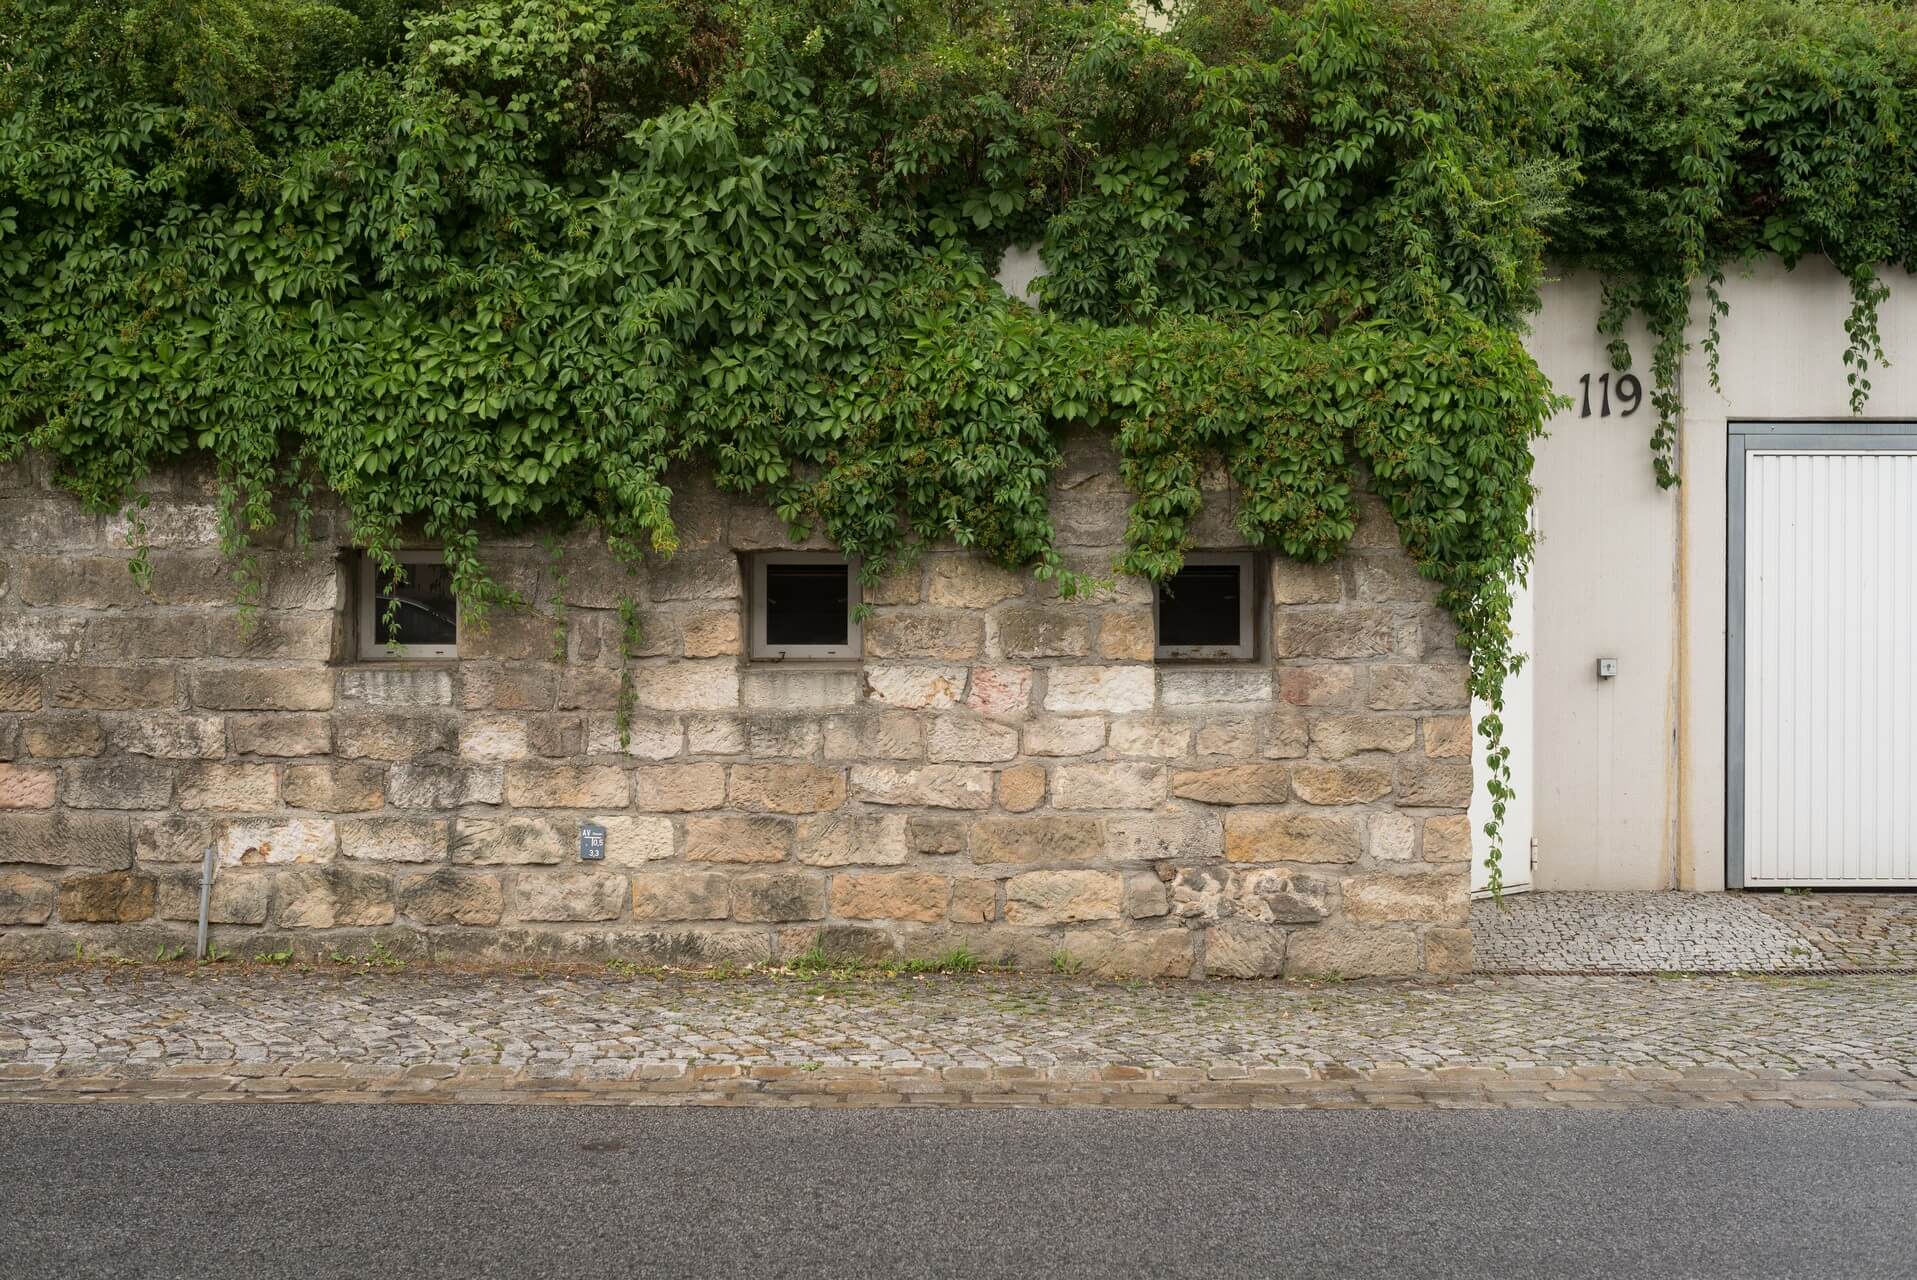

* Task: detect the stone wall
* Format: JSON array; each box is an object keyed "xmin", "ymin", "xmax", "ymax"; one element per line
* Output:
[{"xmin": 0, "ymin": 436, "xmax": 1474, "ymax": 976}]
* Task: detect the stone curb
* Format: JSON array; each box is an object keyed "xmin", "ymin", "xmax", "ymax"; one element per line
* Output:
[{"xmin": 4, "ymin": 1061, "xmax": 1914, "ymax": 1111}]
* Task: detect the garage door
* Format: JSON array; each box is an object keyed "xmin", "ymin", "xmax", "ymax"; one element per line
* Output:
[{"xmin": 1729, "ymin": 426, "xmax": 1917, "ymax": 886}]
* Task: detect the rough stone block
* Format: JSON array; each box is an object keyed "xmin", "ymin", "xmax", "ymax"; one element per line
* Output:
[
  {"xmin": 1289, "ymin": 764, "xmax": 1393, "ymax": 806},
  {"xmin": 1396, "ymin": 761, "xmax": 1473, "ymax": 808},
  {"xmin": 684, "ymin": 715, "xmax": 746, "ymax": 756},
  {"xmin": 134, "ymin": 815, "xmax": 212, "ymax": 864},
  {"xmin": 680, "ymin": 608, "xmax": 742, "ymax": 659},
  {"xmin": 830, "ymin": 871, "xmax": 948, "ymax": 922},
  {"xmin": 229, "ymin": 715, "xmax": 331, "ymax": 758},
  {"xmin": 795, "ymin": 813, "xmax": 907, "ymax": 867},
  {"xmin": 556, "ymin": 668, "xmax": 622, "ymax": 711},
  {"xmin": 906, "ymin": 816, "xmax": 967, "ymax": 856},
  {"xmin": 926, "ymin": 716, "xmax": 1019, "ymax": 763},
  {"xmin": 1262, "ymin": 714, "xmax": 1311, "ymax": 759},
  {"xmin": 0, "ymin": 615, "xmax": 86, "ymax": 662},
  {"xmin": 192, "ymin": 668, "xmax": 333, "ymax": 711},
  {"xmin": 515, "ymin": 871, "xmax": 627, "ymax": 922},
  {"xmin": 1271, "ymin": 559, "xmax": 1343, "ymax": 604},
  {"xmin": 86, "ymin": 615, "xmax": 205, "ymax": 659},
  {"xmin": 0, "ymin": 812, "xmax": 131, "ymax": 868},
  {"xmin": 1159, "ymin": 669, "xmax": 1273, "ymax": 707},
  {"xmin": 648, "ymin": 554, "xmax": 740, "ymax": 602},
  {"xmin": 58, "ymin": 870, "xmax": 156, "ymax": 923},
  {"xmin": 459, "ymin": 716, "xmax": 532, "ymax": 763},
  {"xmin": 1051, "ymin": 763, "xmax": 1166, "ymax": 810},
  {"xmin": 586, "ymin": 815, "xmax": 673, "ymax": 865},
  {"xmin": 1422, "ymin": 715, "xmax": 1473, "ymax": 758},
  {"xmin": 864, "ymin": 612, "xmax": 983, "ymax": 661},
  {"xmin": 108, "ymin": 715, "xmax": 226, "ymax": 759},
  {"xmin": 1020, "ymin": 716, "xmax": 1106, "ymax": 757},
  {"xmin": 1422, "ymin": 814, "xmax": 1473, "ymax": 863},
  {"xmin": 63, "ymin": 758, "xmax": 173, "ymax": 809},
  {"xmin": 1223, "ymin": 811, "xmax": 1362, "ymax": 863},
  {"xmin": 1095, "ymin": 609, "xmax": 1156, "ymax": 661},
  {"xmin": 632, "ymin": 870, "xmax": 731, "ymax": 921},
  {"xmin": 821, "ymin": 712, "xmax": 923, "ymax": 761},
  {"xmin": 1108, "ymin": 814, "xmax": 1218, "ymax": 864},
  {"xmin": 386, "ymin": 764, "xmax": 502, "ymax": 809},
  {"xmin": 948, "ymin": 878, "xmax": 998, "ymax": 924},
  {"xmin": 729, "ymin": 763, "xmax": 846, "ymax": 814},
  {"xmin": 1003, "ymin": 870, "xmax": 1122, "ymax": 924},
  {"xmin": 740, "ymin": 667, "xmax": 861, "ymax": 710},
  {"xmin": 1284, "ymin": 925, "xmax": 1421, "ymax": 978},
  {"xmin": 684, "ymin": 815, "xmax": 790, "ymax": 863},
  {"xmin": 177, "ymin": 762, "xmax": 279, "ymax": 812},
  {"xmin": 584, "ymin": 713, "xmax": 684, "ymax": 760},
  {"xmin": 1342, "ymin": 871, "xmax": 1467, "ymax": 924},
  {"xmin": 1069, "ymin": 929, "xmax": 1195, "ymax": 979},
  {"xmin": 0, "ymin": 763, "xmax": 56, "ymax": 809},
  {"xmin": 217, "ymin": 818, "xmax": 336, "ymax": 867},
  {"xmin": 1370, "ymin": 812, "xmax": 1417, "ymax": 862},
  {"xmin": 206, "ymin": 613, "xmax": 335, "ymax": 661},
  {"xmin": 745, "ymin": 717, "xmax": 822, "ymax": 760},
  {"xmin": 634, "ymin": 660, "xmax": 739, "ymax": 712},
  {"xmin": 274, "ymin": 867, "xmax": 395, "ymax": 929},
  {"xmin": 927, "ymin": 559, "xmax": 1027, "ymax": 608},
  {"xmin": 0, "ymin": 871, "xmax": 54, "ymax": 924},
  {"xmin": 969, "ymin": 815, "xmax": 1104, "ymax": 865},
  {"xmin": 1045, "ymin": 665, "xmax": 1154, "ymax": 714},
  {"xmin": 1354, "ymin": 554, "xmax": 1438, "ymax": 602},
  {"xmin": 1279, "ymin": 666, "xmax": 1356, "ymax": 707},
  {"xmin": 1108, "ymin": 719, "xmax": 1191, "ymax": 758},
  {"xmin": 1123, "ymin": 871, "xmax": 1171, "ymax": 919},
  {"xmin": 1204, "ymin": 923, "xmax": 1287, "ymax": 978},
  {"xmin": 333, "ymin": 714, "xmax": 454, "ymax": 761},
  {"xmin": 1367, "ymin": 664, "xmax": 1470, "ymax": 711},
  {"xmin": 849, "ymin": 764, "xmax": 993, "ymax": 810},
  {"xmin": 156, "ymin": 869, "xmax": 270, "ymax": 925},
  {"xmin": 989, "ymin": 608, "xmax": 1092, "ymax": 659},
  {"xmin": 1274, "ymin": 608, "xmax": 1396, "ymax": 659},
  {"xmin": 1424, "ymin": 926, "xmax": 1474, "ymax": 974},
  {"xmin": 451, "ymin": 817, "xmax": 565, "ymax": 865},
  {"xmin": 633, "ymin": 763, "xmax": 727, "ymax": 813},
  {"xmin": 458, "ymin": 665, "xmax": 558, "ymax": 713},
  {"xmin": 1195, "ymin": 719, "xmax": 1257, "ymax": 757},
  {"xmin": 504, "ymin": 764, "xmax": 629, "ymax": 809},
  {"xmin": 1170, "ymin": 765, "xmax": 1290, "ymax": 806},
  {"xmin": 50, "ymin": 667, "xmax": 176, "ymax": 711},
  {"xmin": 863, "ymin": 664, "xmax": 965, "ymax": 710},
  {"xmin": 283, "ymin": 764, "xmax": 385, "ymax": 813},
  {"xmin": 996, "ymin": 765, "xmax": 1046, "ymax": 813},
  {"xmin": 0, "ymin": 667, "xmax": 42, "ymax": 712},
  {"xmin": 964, "ymin": 666, "xmax": 1031, "ymax": 720},
  {"xmin": 732, "ymin": 871, "xmax": 826, "ymax": 923},
  {"xmin": 340, "ymin": 668, "xmax": 454, "ymax": 707},
  {"xmin": 1308, "ymin": 715, "xmax": 1417, "ymax": 759},
  {"xmin": 399, "ymin": 870, "xmax": 505, "ymax": 926}
]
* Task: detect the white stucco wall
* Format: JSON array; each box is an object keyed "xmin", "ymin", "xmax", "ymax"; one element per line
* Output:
[{"xmin": 1526, "ymin": 259, "xmax": 1917, "ymax": 890}]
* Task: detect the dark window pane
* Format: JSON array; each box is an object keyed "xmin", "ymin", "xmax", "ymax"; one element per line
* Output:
[
  {"xmin": 766, "ymin": 563, "xmax": 849, "ymax": 646},
  {"xmin": 375, "ymin": 561, "xmax": 458, "ymax": 647},
  {"xmin": 1157, "ymin": 564, "xmax": 1244, "ymax": 648}
]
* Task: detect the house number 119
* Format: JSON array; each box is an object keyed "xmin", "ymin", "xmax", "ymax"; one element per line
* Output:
[{"xmin": 1578, "ymin": 372, "xmax": 1642, "ymax": 418}]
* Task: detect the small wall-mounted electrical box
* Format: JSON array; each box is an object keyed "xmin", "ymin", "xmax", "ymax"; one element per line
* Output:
[{"xmin": 1596, "ymin": 657, "xmax": 1619, "ymax": 680}]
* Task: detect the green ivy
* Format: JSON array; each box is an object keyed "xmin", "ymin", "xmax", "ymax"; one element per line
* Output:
[{"xmin": 10, "ymin": 0, "xmax": 1907, "ymax": 894}]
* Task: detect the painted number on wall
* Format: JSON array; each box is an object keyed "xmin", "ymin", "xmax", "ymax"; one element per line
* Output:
[{"xmin": 1578, "ymin": 372, "xmax": 1642, "ymax": 418}]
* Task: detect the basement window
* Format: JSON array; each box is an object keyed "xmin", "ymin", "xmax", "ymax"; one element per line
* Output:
[
  {"xmin": 358, "ymin": 551, "xmax": 458, "ymax": 660},
  {"xmin": 1155, "ymin": 552, "xmax": 1256, "ymax": 661},
  {"xmin": 748, "ymin": 553, "xmax": 861, "ymax": 661}
]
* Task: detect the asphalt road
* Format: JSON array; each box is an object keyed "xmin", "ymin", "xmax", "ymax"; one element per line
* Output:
[{"xmin": 2, "ymin": 1105, "xmax": 1913, "ymax": 1279}]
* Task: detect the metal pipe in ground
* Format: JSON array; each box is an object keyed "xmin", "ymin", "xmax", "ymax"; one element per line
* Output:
[{"xmin": 196, "ymin": 845, "xmax": 216, "ymax": 960}]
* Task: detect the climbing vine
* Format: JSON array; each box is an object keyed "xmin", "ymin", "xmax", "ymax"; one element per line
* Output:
[{"xmin": 6, "ymin": 0, "xmax": 1914, "ymax": 892}]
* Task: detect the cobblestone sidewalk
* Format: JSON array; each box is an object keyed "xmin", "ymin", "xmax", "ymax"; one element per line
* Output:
[
  {"xmin": 4, "ymin": 967, "xmax": 1915, "ymax": 1111},
  {"xmin": 1471, "ymin": 891, "xmax": 1917, "ymax": 973}
]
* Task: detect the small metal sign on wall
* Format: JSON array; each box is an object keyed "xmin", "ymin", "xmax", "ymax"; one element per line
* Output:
[{"xmin": 578, "ymin": 822, "xmax": 607, "ymax": 862}]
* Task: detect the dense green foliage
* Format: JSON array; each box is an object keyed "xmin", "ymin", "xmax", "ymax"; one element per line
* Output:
[{"xmin": 7, "ymin": 0, "xmax": 1916, "ymax": 887}]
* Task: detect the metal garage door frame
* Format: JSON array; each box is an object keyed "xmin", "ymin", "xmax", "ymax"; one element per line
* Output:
[{"xmin": 1727, "ymin": 421, "xmax": 1917, "ymax": 887}]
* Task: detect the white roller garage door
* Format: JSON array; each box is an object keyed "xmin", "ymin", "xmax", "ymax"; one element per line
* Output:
[{"xmin": 1732, "ymin": 431, "xmax": 1917, "ymax": 886}]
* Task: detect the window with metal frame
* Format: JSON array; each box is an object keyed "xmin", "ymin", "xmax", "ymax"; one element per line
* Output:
[
  {"xmin": 358, "ymin": 551, "xmax": 458, "ymax": 660},
  {"xmin": 748, "ymin": 553, "xmax": 861, "ymax": 661},
  {"xmin": 1154, "ymin": 551, "xmax": 1257, "ymax": 661}
]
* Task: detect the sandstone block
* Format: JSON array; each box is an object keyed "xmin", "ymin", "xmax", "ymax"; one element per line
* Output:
[
  {"xmin": 386, "ymin": 763, "xmax": 502, "ymax": 808},
  {"xmin": 1108, "ymin": 814, "xmax": 1219, "ymax": 863},
  {"xmin": 732, "ymin": 872, "xmax": 826, "ymax": 923},
  {"xmin": 634, "ymin": 763, "xmax": 727, "ymax": 812},
  {"xmin": 156, "ymin": 869, "xmax": 269, "ymax": 924},
  {"xmin": 178, "ymin": 762, "xmax": 280, "ymax": 812},
  {"xmin": 996, "ymin": 765, "xmax": 1046, "ymax": 813},
  {"xmin": 283, "ymin": 764, "xmax": 385, "ymax": 813},
  {"xmin": 58, "ymin": 870, "xmax": 156, "ymax": 923},
  {"xmin": 1170, "ymin": 765, "xmax": 1289, "ymax": 806},
  {"xmin": 590, "ymin": 815, "xmax": 676, "ymax": 865},
  {"xmin": 0, "ymin": 812, "xmax": 131, "ymax": 868},
  {"xmin": 745, "ymin": 717, "xmax": 822, "ymax": 759},
  {"xmin": 729, "ymin": 763, "xmax": 846, "ymax": 814},
  {"xmin": 989, "ymin": 607, "xmax": 1091, "ymax": 659},
  {"xmin": 1370, "ymin": 812, "xmax": 1417, "ymax": 862},
  {"xmin": 0, "ymin": 764, "xmax": 56, "ymax": 809},
  {"xmin": 1422, "ymin": 715, "xmax": 1473, "ymax": 758},
  {"xmin": 796, "ymin": 813, "xmax": 908, "ymax": 867},
  {"xmin": 64, "ymin": 758, "xmax": 173, "ymax": 809},
  {"xmin": 1424, "ymin": 926, "xmax": 1475, "ymax": 974},
  {"xmin": 1309, "ymin": 716, "xmax": 1418, "ymax": 759},
  {"xmin": 1108, "ymin": 719, "xmax": 1191, "ymax": 758},
  {"xmin": 1290, "ymin": 764, "xmax": 1393, "ymax": 806},
  {"xmin": 1367, "ymin": 664, "xmax": 1470, "ymax": 711},
  {"xmin": 109, "ymin": 715, "xmax": 226, "ymax": 760},
  {"xmin": 1124, "ymin": 871, "xmax": 1171, "ymax": 919},
  {"xmin": 229, "ymin": 714, "xmax": 331, "ymax": 758},
  {"xmin": 969, "ymin": 815, "xmax": 1104, "ymax": 865},
  {"xmin": 339, "ymin": 818, "xmax": 450, "ymax": 864},
  {"xmin": 740, "ymin": 667, "xmax": 861, "ymax": 710},
  {"xmin": 1422, "ymin": 815, "xmax": 1474, "ymax": 863},
  {"xmin": 451, "ymin": 817, "xmax": 565, "ymax": 865},
  {"xmin": 274, "ymin": 867, "xmax": 395, "ymax": 929},
  {"xmin": 634, "ymin": 659, "xmax": 739, "ymax": 712},
  {"xmin": 1224, "ymin": 811, "xmax": 1362, "ymax": 863},
  {"xmin": 504, "ymin": 764, "xmax": 628, "ymax": 809},
  {"xmin": 821, "ymin": 712, "xmax": 924, "ymax": 761},
  {"xmin": 1397, "ymin": 761, "xmax": 1473, "ymax": 808},
  {"xmin": 907, "ymin": 816, "xmax": 967, "ymax": 856},
  {"xmin": 399, "ymin": 870, "xmax": 505, "ymax": 926},
  {"xmin": 1003, "ymin": 870, "xmax": 1122, "ymax": 925},
  {"xmin": 135, "ymin": 816, "xmax": 211, "ymax": 864},
  {"xmin": 947, "ymin": 878, "xmax": 998, "ymax": 924},
  {"xmin": 647, "ymin": 554, "xmax": 739, "ymax": 602},
  {"xmin": 631, "ymin": 870, "xmax": 730, "ymax": 921},
  {"xmin": 0, "ymin": 615, "xmax": 85, "ymax": 661},
  {"xmin": 1354, "ymin": 554, "xmax": 1438, "ymax": 602},
  {"xmin": 217, "ymin": 818, "xmax": 336, "ymax": 867},
  {"xmin": 24, "ymin": 716, "xmax": 106, "ymax": 758},
  {"xmin": 1051, "ymin": 762, "xmax": 1166, "ymax": 810},
  {"xmin": 1069, "ymin": 929, "xmax": 1195, "ymax": 979},
  {"xmin": 340, "ymin": 668, "xmax": 454, "ymax": 707},
  {"xmin": 333, "ymin": 713, "xmax": 454, "ymax": 761},
  {"xmin": 926, "ymin": 716, "xmax": 1019, "ymax": 763},
  {"xmin": 1262, "ymin": 714, "xmax": 1311, "ymax": 759},
  {"xmin": 849, "ymin": 764, "xmax": 993, "ymax": 810},
  {"xmin": 684, "ymin": 715, "xmax": 746, "ymax": 756},
  {"xmin": 1225, "ymin": 867, "xmax": 1331, "ymax": 924},
  {"xmin": 516, "ymin": 871, "xmax": 627, "ymax": 922},
  {"xmin": 1271, "ymin": 559, "xmax": 1342, "ymax": 604},
  {"xmin": 1020, "ymin": 717, "xmax": 1107, "ymax": 757},
  {"xmin": 830, "ymin": 871, "xmax": 948, "ymax": 922},
  {"xmin": 684, "ymin": 815, "xmax": 790, "ymax": 863},
  {"xmin": 1279, "ymin": 666, "xmax": 1356, "ymax": 707},
  {"xmin": 1095, "ymin": 609, "xmax": 1156, "ymax": 661},
  {"xmin": 1274, "ymin": 608, "xmax": 1396, "ymax": 659},
  {"xmin": 585, "ymin": 713, "xmax": 684, "ymax": 760},
  {"xmin": 928, "ymin": 558, "xmax": 1026, "ymax": 608},
  {"xmin": 86, "ymin": 615, "xmax": 205, "ymax": 659},
  {"xmin": 1205, "ymin": 923, "xmax": 1286, "ymax": 978},
  {"xmin": 50, "ymin": 667, "xmax": 176, "ymax": 711},
  {"xmin": 963, "ymin": 666, "xmax": 1031, "ymax": 721},
  {"xmin": 459, "ymin": 716, "xmax": 532, "ymax": 763},
  {"xmin": 1045, "ymin": 665, "xmax": 1154, "ymax": 714},
  {"xmin": 1159, "ymin": 669, "xmax": 1273, "ymax": 707},
  {"xmin": 863, "ymin": 664, "xmax": 965, "ymax": 710},
  {"xmin": 863, "ymin": 612, "xmax": 983, "ymax": 661},
  {"xmin": 1195, "ymin": 719, "xmax": 1257, "ymax": 757},
  {"xmin": 0, "ymin": 667, "xmax": 42, "ymax": 712},
  {"xmin": 0, "ymin": 872, "xmax": 54, "ymax": 924},
  {"xmin": 1284, "ymin": 925, "xmax": 1421, "ymax": 978},
  {"xmin": 681, "ymin": 608, "xmax": 742, "ymax": 658},
  {"xmin": 458, "ymin": 664, "xmax": 558, "ymax": 712},
  {"xmin": 192, "ymin": 668, "xmax": 333, "ymax": 711},
  {"xmin": 206, "ymin": 613, "xmax": 334, "ymax": 661}
]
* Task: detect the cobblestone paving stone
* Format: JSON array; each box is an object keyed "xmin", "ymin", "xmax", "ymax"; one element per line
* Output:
[
  {"xmin": 3, "ymin": 967, "xmax": 1915, "ymax": 1111},
  {"xmin": 1470, "ymin": 891, "xmax": 1917, "ymax": 973}
]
